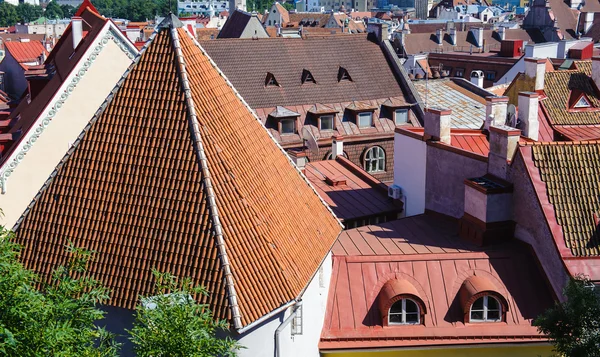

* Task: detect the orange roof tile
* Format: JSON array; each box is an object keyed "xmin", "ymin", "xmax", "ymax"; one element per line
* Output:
[
  {"xmin": 4, "ymin": 40, "xmax": 47, "ymax": 66},
  {"xmin": 14, "ymin": 16, "xmax": 341, "ymax": 329}
]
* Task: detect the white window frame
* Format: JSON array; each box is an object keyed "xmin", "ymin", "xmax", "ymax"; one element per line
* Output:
[
  {"xmin": 357, "ymin": 112, "xmax": 373, "ymax": 128},
  {"xmin": 394, "ymin": 108, "xmax": 409, "ymax": 125},
  {"xmin": 364, "ymin": 146, "xmax": 385, "ymax": 173},
  {"xmin": 388, "ymin": 298, "xmax": 420, "ymax": 325},
  {"xmin": 291, "ymin": 305, "xmax": 303, "ymax": 335},
  {"xmin": 469, "ymin": 295, "xmax": 502, "ymax": 323},
  {"xmin": 320, "ymin": 115, "xmax": 334, "ymax": 131}
]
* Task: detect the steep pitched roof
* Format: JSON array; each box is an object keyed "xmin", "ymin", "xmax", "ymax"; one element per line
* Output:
[
  {"xmin": 14, "ymin": 18, "xmax": 341, "ymax": 329},
  {"xmin": 217, "ymin": 9, "xmax": 259, "ymax": 38},
  {"xmin": 4, "ymin": 40, "xmax": 47, "ymax": 67}
]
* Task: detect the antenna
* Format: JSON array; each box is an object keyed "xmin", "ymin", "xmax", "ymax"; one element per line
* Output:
[{"xmin": 301, "ymin": 127, "xmax": 319, "ymax": 156}]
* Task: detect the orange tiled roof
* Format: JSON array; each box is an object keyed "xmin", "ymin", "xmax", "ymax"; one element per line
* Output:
[
  {"xmin": 14, "ymin": 16, "xmax": 341, "ymax": 329},
  {"xmin": 4, "ymin": 40, "xmax": 47, "ymax": 66}
]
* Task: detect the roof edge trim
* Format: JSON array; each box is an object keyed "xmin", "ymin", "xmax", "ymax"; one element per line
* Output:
[{"xmin": 170, "ymin": 27, "xmax": 243, "ymax": 329}]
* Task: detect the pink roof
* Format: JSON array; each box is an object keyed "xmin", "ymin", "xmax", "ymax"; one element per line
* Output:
[{"xmin": 321, "ymin": 214, "xmax": 556, "ymax": 350}]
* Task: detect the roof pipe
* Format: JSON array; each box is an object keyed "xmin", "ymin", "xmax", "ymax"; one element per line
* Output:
[
  {"xmin": 275, "ymin": 300, "xmax": 303, "ymax": 357},
  {"xmin": 236, "ymin": 299, "xmax": 297, "ymax": 334}
]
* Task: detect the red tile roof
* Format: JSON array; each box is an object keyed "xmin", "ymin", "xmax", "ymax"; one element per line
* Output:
[
  {"xmin": 321, "ymin": 214, "xmax": 555, "ymax": 350},
  {"xmin": 4, "ymin": 40, "xmax": 47, "ymax": 66},
  {"xmin": 14, "ymin": 19, "xmax": 341, "ymax": 329},
  {"xmin": 305, "ymin": 156, "xmax": 402, "ymax": 223}
]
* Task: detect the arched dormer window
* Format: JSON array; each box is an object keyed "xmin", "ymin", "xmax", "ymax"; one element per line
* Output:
[
  {"xmin": 459, "ymin": 275, "xmax": 508, "ymax": 324},
  {"xmin": 378, "ymin": 279, "xmax": 426, "ymax": 327}
]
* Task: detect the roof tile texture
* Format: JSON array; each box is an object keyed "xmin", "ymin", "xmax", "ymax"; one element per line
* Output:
[{"xmin": 4, "ymin": 40, "xmax": 47, "ymax": 64}]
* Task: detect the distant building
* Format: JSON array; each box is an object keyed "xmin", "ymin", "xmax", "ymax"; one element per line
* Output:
[
  {"xmin": 0, "ymin": 39, "xmax": 47, "ymax": 98},
  {"xmin": 177, "ymin": 0, "xmax": 229, "ymax": 15},
  {"xmin": 217, "ymin": 9, "xmax": 268, "ymax": 38},
  {"xmin": 14, "ymin": 18, "xmax": 70, "ymax": 37}
]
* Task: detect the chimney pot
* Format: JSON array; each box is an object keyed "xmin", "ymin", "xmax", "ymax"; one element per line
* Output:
[
  {"xmin": 518, "ymin": 92, "xmax": 539, "ymax": 141},
  {"xmin": 332, "ymin": 135, "xmax": 344, "ymax": 158},
  {"xmin": 524, "ymin": 57, "xmax": 546, "ymax": 91},
  {"xmin": 288, "ymin": 150, "xmax": 308, "ymax": 170},
  {"xmin": 488, "ymin": 124, "xmax": 520, "ymax": 180},
  {"xmin": 424, "ymin": 108, "xmax": 452, "ymax": 145},
  {"xmin": 71, "ymin": 16, "xmax": 83, "ymax": 51}
]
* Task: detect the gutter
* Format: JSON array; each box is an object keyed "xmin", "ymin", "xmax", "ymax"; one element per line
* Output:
[
  {"xmin": 275, "ymin": 300, "xmax": 303, "ymax": 357},
  {"xmin": 236, "ymin": 299, "xmax": 297, "ymax": 335}
]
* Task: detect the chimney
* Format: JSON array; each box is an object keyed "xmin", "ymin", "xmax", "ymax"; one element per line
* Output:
[
  {"xmin": 570, "ymin": 0, "xmax": 582, "ymax": 9},
  {"xmin": 72, "ymin": 16, "xmax": 83, "ymax": 50},
  {"xmin": 449, "ymin": 27, "xmax": 457, "ymax": 45},
  {"xmin": 584, "ymin": 12, "xmax": 594, "ymax": 33},
  {"xmin": 487, "ymin": 124, "xmax": 520, "ymax": 180},
  {"xmin": 484, "ymin": 96, "xmax": 509, "ymax": 130},
  {"xmin": 498, "ymin": 26, "xmax": 505, "ymax": 40},
  {"xmin": 524, "ymin": 57, "xmax": 546, "ymax": 91},
  {"xmin": 592, "ymin": 57, "xmax": 600, "ymax": 91},
  {"xmin": 436, "ymin": 28, "xmax": 443, "ymax": 45},
  {"xmin": 518, "ymin": 92, "xmax": 539, "ymax": 141},
  {"xmin": 332, "ymin": 135, "xmax": 344, "ymax": 158},
  {"xmin": 471, "ymin": 27, "xmax": 484, "ymax": 47},
  {"xmin": 470, "ymin": 70, "xmax": 484, "ymax": 87},
  {"xmin": 288, "ymin": 150, "xmax": 308, "ymax": 170},
  {"xmin": 381, "ymin": 23, "xmax": 389, "ymax": 42},
  {"xmin": 424, "ymin": 108, "xmax": 452, "ymax": 145}
]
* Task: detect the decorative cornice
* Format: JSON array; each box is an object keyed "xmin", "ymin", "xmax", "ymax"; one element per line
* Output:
[{"xmin": 0, "ymin": 26, "xmax": 137, "ymax": 194}]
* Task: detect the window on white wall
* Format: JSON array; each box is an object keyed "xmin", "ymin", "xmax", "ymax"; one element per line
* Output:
[{"xmin": 291, "ymin": 305, "xmax": 303, "ymax": 335}]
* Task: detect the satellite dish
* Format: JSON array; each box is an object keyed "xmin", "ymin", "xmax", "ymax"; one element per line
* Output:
[
  {"xmin": 507, "ymin": 104, "xmax": 517, "ymax": 127},
  {"xmin": 301, "ymin": 127, "xmax": 319, "ymax": 156}
]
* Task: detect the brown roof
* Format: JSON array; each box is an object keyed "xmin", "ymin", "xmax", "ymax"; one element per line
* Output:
[
  {"xmin": 321, "ymin": 214, "xmax": 555, "ymax": 350},
  {"xmin": 196, "ymin": 27, "xmax": 219, "ymax": 40},
  {"xmin": 199, "ymin": 35, "xmax": 405, "ymax": 108},
  {"xmin": 304, "ymin": 156, "xmax": 402, "ymax": 222},
  {"xmin": 286, "ymin": 13, "xmax": 330, "ymax": 27},
  {"xmin": 14, "ymin": 18, "xmax": 341, "ymax": 329}
]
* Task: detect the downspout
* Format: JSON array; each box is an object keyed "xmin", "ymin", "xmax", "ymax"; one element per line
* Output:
[{"xmin": 275, "ymin": 300, "xmax": 303, "ymax": 357}]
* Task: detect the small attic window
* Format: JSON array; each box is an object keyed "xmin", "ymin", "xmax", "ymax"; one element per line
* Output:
[
  {"xmin": 338, "ymin": 67, "xmax": 352, "ymax": 82},
  {"xmin": 302, "ymin": 69, "xmax": 316, "ymax": 84},
  {"xmin": 574, "ymin": 96, "xmax": 591, "ymax": 108},
  {"xmin": 265, "ymin": 72, "xmax": 279, "ymax": 87}
]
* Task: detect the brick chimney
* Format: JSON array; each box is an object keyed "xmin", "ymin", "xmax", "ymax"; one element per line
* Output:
[
  {"xmin": 449, "ymin": 27, "xmax": 457, "ymax": 45},
  {"xmin": 72, "ymin": 16, "xmax": 83, "ymax": 50},
  {"xmin": 332, "ymin": 135, "xmax": 344, "ymax": 157},
  {"xmin": 484, "ymin": 96, "xmax": 509, "ymax": 130},
  {"xmin": 436, "ymin": 28, "xmax": 443, "ymax": 45},
  {"xmin": 424, "ymin": 108, "xmax": 451, "ymax": 144},
  {"xmin": 487, "ymin": 124, "xmax": 520, "ymax": 180},
  {"xmin": 592, "ymin": 57, "xmax": 600, "ymax": 91},
  {"xmin": 524, "ymin": 57, "xmax": 546, "ymax": 91},
  {"xmin": 288, "ymin": 150, "xmax": 308, "ymax": 170},
  {"xmin": 518, "ymin": 92, "xmax": 539, "ymax": 141}
]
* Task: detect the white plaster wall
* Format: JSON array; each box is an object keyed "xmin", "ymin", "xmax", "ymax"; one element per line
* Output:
[
  {"xmin": 393, "ymin": 132, "xmax": 426, "ymax": 217},
  {"xmin": 236, "ymin": 252, "xmax": 332, "ymax": 357},
  {"xmin": 0, "ymin": 37, "xmax": 133, "ymax": 228}
]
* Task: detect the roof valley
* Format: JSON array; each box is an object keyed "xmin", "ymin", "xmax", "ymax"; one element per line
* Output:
[{"xmin": 168, "ymin": 22, "xmax": 242, "ymax": 329}]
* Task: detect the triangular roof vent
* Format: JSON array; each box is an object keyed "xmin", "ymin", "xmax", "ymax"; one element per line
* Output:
[
  {"xmin": 302, "ymin": 69, "xmax": 316, "ymax": 84},
  {"xmin": 265, "ymin": 72, "xmax": 279, "ymax": 87},
  {"xmin": 338, "ymin": 67, "xmax": 352, "ymax": 82}
]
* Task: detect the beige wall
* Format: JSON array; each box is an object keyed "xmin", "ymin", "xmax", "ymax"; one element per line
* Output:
[{"xmin": 0, "ymin": 39, "xmax": 133, "ymax": 228}]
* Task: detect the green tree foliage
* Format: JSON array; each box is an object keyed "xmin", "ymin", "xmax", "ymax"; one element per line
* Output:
[
  {"xmin": 60, "ymin": 4, "xmax": 76, "ymax": 18},
  {"xmin": 0, "ymin": 228, "xmax": 120, "ymax": 357},
  {"xmin": 45, "ymin": 1, "xmax": 64, "ymax": 20},
  {"xmin": 129, "ymin": 270, "xmax": 241, "ymax": 357},
  {"xmin": 0, "ymin": 3, "xmax": 19, "ymax": 27},
  {"xmin": 534, "ymin": 276, "xmax": 600, "ymax": 357},
  {"xmin": 16, "ymin": 3, "xmax": 43, "ymax": 23}
]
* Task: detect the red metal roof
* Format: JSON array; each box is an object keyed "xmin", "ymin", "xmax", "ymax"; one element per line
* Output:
[
  {"xmin": 399, "ymin": 127, "xmax": 490, "ymax": 157},
  {"xmin": 4, "ymin": 40, "xmax": 47, "ymax": 65},
  {"xmin": 304, "ymin": 156, "xmax": 401, "ymax": 222},
  {"xmin": 321, "ymin": 214, "xmax": 555, "ymax": 350}
]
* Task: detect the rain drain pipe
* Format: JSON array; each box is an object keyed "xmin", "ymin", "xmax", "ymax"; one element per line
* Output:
[{"xmin": 275, "ymin": 300, "xmax": 303, "ymax": 357}]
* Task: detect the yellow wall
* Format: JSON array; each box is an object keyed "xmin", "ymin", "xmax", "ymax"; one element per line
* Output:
[
  {"xmin": 0, "ymin": 38, "xmax": 132, "ymax": 227},
  {"xmin": 322, "ymin": 344, "xmax": 554, "ymax": 357}
]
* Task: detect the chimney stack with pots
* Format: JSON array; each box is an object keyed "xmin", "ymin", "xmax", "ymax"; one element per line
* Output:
[
  {"xmin": 524, "ymin": 57, "xmax": 546, "ymax": 91},
  {"xmin": 424, "ymin": 108, "xmax": 452, "ymax": 145},
  {"xmin": 72, "ymin": 16, "xmax": 83, "ymax": 50},
  {"xmin": 518, "ymin": 92, "xmax": 539, "ymax": 141}
]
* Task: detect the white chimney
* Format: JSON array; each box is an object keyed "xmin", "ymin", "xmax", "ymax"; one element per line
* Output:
[
  {"xmin": 332, "ymin": 135, "xmax": 344, "ymax": 157},
  {"xmin": 524, "ymin": 57, "xmax": 546, "ymax": 91},
  {"xmin": 436, "ymin": 28, "xmax": 443, "ymax": 45},
  {"xmin": 570, "ymin": 0, "xmax": 582, "ymax": 9},
  {"xmin": 488, "ymin": 124, "xmax": 520, "ymax": 180},
  {"xmin": 593, "ymin": 57, "xmax": 600, "ymax": 91},
  {"xmin": 484, "ymin": 96, "xmax": 508, "ymax": 130},
  {"xmin": 471, "ymin": 27, "xmax": 484, "ymax": 47},
  {"xmin": 449, "ymin": 27, "xmax": 457, "ymax": 45},
  {"xmin": 288, "ymin": 150, "xmax": 308, "ymax": 170},
  {"xmin": 470, "ymin": 70, "xmax": 484, "ymax": 87},
  {"xmin": 424, "ymin": 108, "xmax": 452, "ymax": 145},
  {"xmin": 584, "ymin": 12, "xmax": 595, "ymax": 33},
  {"xmin": 498, "ymin": 26, "xmax": 505, "ymax": 40},
  {"xmin": 72, "ymin": 16, "xmax": 83, "ymax": 50},
  {"xmin": 518, "ymin": 92, "xmax": 539, "ymax": 141}
]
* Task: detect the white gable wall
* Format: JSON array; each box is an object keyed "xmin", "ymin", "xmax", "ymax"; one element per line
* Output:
[{"xmin": 0, "ymin": 25, "xmax": 137, "ymax": 228}]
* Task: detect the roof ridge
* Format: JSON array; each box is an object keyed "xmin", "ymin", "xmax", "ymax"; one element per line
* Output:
[{"xmin": 170, "ymin": 27, "xmax": 243, "ymax": 329}]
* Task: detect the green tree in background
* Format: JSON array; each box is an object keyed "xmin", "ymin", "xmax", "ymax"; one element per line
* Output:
[
  {"xmin": 129, "ymin": 270, "xmax": 241, "ymax": 357},
  {"xmin": 534, "ymin": 276, "xmax": 600, "ymax": 357},
  {"xmin": 0, "ymin": 3, "xmax": 19, "ymax": 26},
  {"xmin": 16, "ymin": 3, "xmax": 43, "ymax": 23},
  {"xmin": 45, "ymin": 1, "xmax": 64, "ymax": 19},
  {"xmin": 0, "ymin": 228, "xmax": 120, "ymax": 357},
  {"xmin": 60, "ymin": 4, "xmax": 76, "ymax": 18}
]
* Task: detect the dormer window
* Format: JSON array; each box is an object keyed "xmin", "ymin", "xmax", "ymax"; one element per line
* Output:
[
  {"xmin": 574, "ymin": 96, "xmax": 591, "ymax": 108},
  {"xmin": 265, "ymin": 72, "xmax": 279, "ymax": 87},
  {"xmin": 358, "ymin": 112, "xmax": 373, "ymax": 128},
  {"xmin": 389, "ymin": 298, "xmax": 420, "ymax": 325},
  {"xmin": 302, "ymin": 69, "xmax": 316, "ymax": 84},
  {"xmin": 319, "ymin": 115, "xmax": 334, "ymax": 131},
  {"xmin": 470, "ymin": 295, "xmax": 501, "ymax": 322},
  {"xmin": 394, "ymin": 108, "xmax": 408, "ymax": 125},
  {"xmin": 280, "ymin": 118, "xmax": 296, "ymax": 134},
  {"xmin": 338, "ymin": 67, "xmax": 352, "ymax": 82}
]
